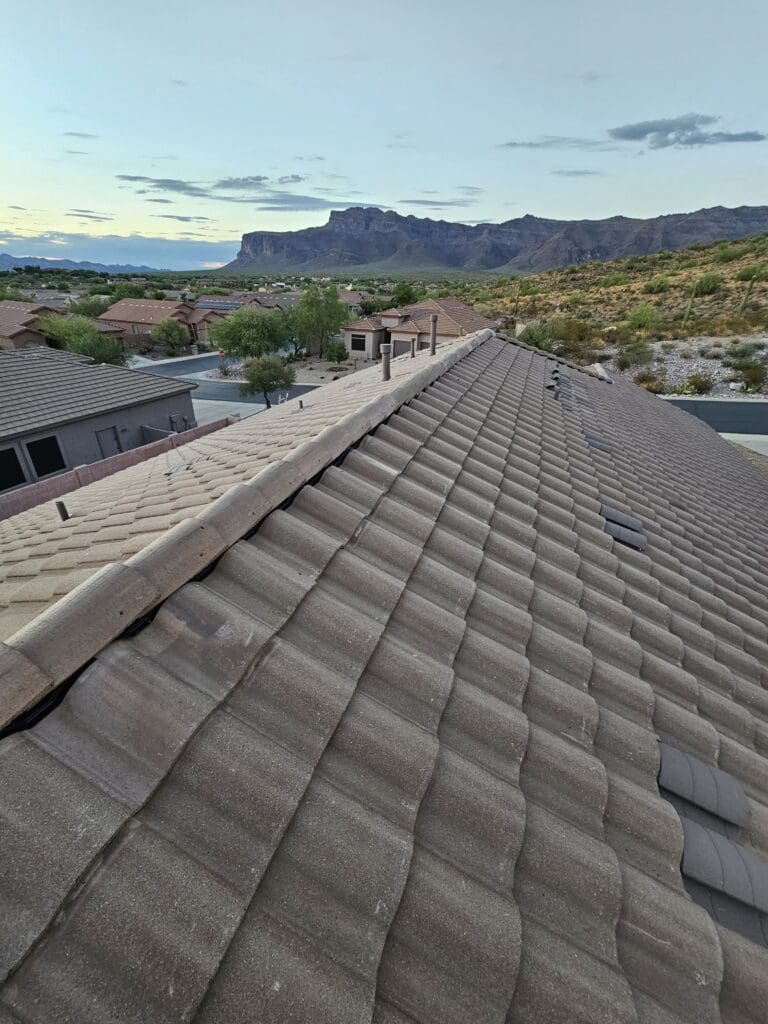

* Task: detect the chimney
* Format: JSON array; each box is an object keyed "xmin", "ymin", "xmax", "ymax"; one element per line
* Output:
[
  {"xmin": 430, "ymin": 313, "xmax": 437, "ymax": 355},
  {"xmin": 381, "ymin": 342, "xmax": 392, "ymax": 381}
]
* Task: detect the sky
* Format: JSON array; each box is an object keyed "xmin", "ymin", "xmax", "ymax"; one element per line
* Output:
[{"xmin": 1, "ymin": 0, "xmax": 767, "ymax": 269}]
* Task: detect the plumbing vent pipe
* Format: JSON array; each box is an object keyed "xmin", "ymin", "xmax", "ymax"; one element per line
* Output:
[
  {"xmin": 430, "ymin": 314, "xmax": 437, "ymax": 355},
  {"xmin": 381, "ymin": 342, "xmax": 392, "ymax": 381},
  {"xmin": 410, "ymin": 338, "xmax": 416, "ymax": 358}
]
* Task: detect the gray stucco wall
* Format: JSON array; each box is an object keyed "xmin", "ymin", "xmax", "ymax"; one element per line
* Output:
[{"xmin": 2, "ymin": 391, "xmax": 196, "ymax": 488}]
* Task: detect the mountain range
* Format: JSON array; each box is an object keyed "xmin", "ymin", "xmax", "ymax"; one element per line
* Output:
[
  {"xmin": 227, "ymin": 205, "xmax": 768, "ymax": 275},
  {"xmin": 0, "ymin": 254, "xmax": 162, "ymax": 274}
]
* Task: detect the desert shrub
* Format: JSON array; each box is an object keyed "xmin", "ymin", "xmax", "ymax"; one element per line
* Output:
[
  {"xmin": 661, "ymin": 341, "xmax": 676, "ymax": 352},
  {"xmin": 683, "ymin": 372, "xmax": 714, "ymax": 394},
  {"xmin": 701, "ymin": 348, "xmax": 724, "ymax": 359},
  {"xmin": 326, "ymin": 340, "xmax": 349, "ymax": 367},
  {"xmin": 643, "ymin": 275, "xmax": 671, "ymax": 294},
  {"xmin": 518, "ymin": 322, "xmax": 555, "ymax": 351},
  {"xmin": 714, "ymin": 244, "xmax": 751, "ymax": 263},
  {"xmin": 726, "ymin": 340, "xmax": 762, "ymax": 360},
  {"xmin": 735, "ymin": 264, "xmax": 768, "ymax": 282},
  {"xmin": 628, "ymin": 305, "xmax": 662, "ymax": 331},
  {"xmin": 680, "ymin": 346, "xmax": 694, "ymax": 359},
  {"xmin": 736, "ymin": 361, "xmax": 767, "ymax": 391},
  {"xmin": 693, "ymin": 272, "xmax": 724, "ymax": 296},
  {"xmin": 634, "ymin": 369, "xmax": 667, "ymax": 394},
  {"xmin": 602, "ymin": 272, "xmax": 630, "ymax": 287},
  {"xmin": 616, "ymin": 342, "xmax": 654, "ymax": 370}
]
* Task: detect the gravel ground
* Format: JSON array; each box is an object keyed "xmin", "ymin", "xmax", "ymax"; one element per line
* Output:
[
  {"xmin": 608, "ymin": 334, "xmax": 768, "ymax": 398},
  {"xmin": 199, "ymin": 356, "xmax": 374, "ymax": 386}
]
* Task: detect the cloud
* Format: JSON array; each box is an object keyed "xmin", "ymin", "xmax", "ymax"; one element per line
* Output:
[
  {"xmin": 457, "ymin": 185, "xmax": 485, "ymax": 195},
  {"xmin": 64, "ymin": 150, "xmax": 88, "ymax": 155},
  {"xmin": 502, "ymin": 135, "xmax": 616, "ymax": 151},
  {"xmin": 253, "ymin": 193, "xmax": 366, "ymax": 211},
  {"xmin": 66, "ymin": 212, "xmax": 114, "ymax": 222},
  {"xmin": 7, "ymin": 205, "xmax": 26, "ymax": 210},
  {"xmin": 145, "ymin": 198, "xmax": 174, "ymax": 204},
  {"xmin": 608, "ymin": 113, "xmax": 766, "ymax": 148},
  {"xmin": 578, "ymin": 70, "xmax": 603, "ymax": 85},
  {"xmin": 550, "ymin": 168, "xmax": 605, "ymax": 177},
  {"xmin": 0, "ymin": 229, "xmax": 239, "ymax": 269},
  {"xmin": 399, "ymin": 198, "xmax": 474, "ymax": 208},
  {"xmin": 170, "ymin": 78, "xmax": 187, "ymax": 86},
  {"xmin": 153, "ymin": 214, "xmax": 212, "ymax": 222},
  {"xmin": 116, "ymin": 174, "xmax": 212, "ymax": 197},
  {"xmin": 63, "ymin": 131, "xmax": 99, "ymax": 139},
  {"xmin": 295, "ymin": 154, "xmax": 325, "ymax": 161},
  {"xmin": 276, "ymin": 174, "xmax": 306, "ymax": 185},
  {"xmin": 212, "ymin": 175, "xmax": 270, "ymax": 190}
]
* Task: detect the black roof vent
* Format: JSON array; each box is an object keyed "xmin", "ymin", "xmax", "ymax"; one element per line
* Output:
[
  {"xmin": 658, "ymin": 743, "xmax": 768, "ymax": 947},
  {"xmin": 583, "ymin": 431, "xmax": 611, "ymax": 453},
  {"xmin": 600, "ymin": 502, "xmax": 643, "ymax": 534},
  {"xmin": 659, "ymin": 742, "xmax": 750, "ymax": 828},
  {"xmin": 600, "ymin": 502, "xmax": 647, "ymax": 551}
]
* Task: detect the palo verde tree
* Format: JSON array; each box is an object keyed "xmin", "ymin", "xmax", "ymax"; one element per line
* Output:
[
  {"xmin": 41, "ymin": 314, "xmax": 128, "ymax": 366},
  {"xmin": 241, "ymin": 355, "xmax": 296, "ymax": 408},
  {"xmin": 326, "ymin": 340, "xmax": 349, "ymax": 368},
  {"xmin": 210, "ymin": 307, "xmax": 291, "ymax": 359},
  {"xmin": 293, "ymin": 284, "xmax": 349, "ymax": 357}
]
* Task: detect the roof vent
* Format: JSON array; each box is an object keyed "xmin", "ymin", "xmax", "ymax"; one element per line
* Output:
[
  {"xmin": 600, "ymin": 502, "xmax": 647, "ymax": 551},
  {"xmin": 583, "ymin": 431, "xmax": 611, "ymax": 453},
  {"xmin": 658, "ymin": 743, "xmax": 768, "ymax": 946}
]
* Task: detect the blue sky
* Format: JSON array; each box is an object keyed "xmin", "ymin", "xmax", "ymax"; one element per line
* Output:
[{"xmin": 1, "ymin": 0, "xmax": 766, "ymax": 269}]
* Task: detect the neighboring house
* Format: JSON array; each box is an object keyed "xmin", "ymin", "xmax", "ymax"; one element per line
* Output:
[
  {"xmin": 0, "ymin": 300, "xmax": 60, "ymax": 351},
  {"xmin": 0, "ymin": 347, "xmax": 196, "ymax": 492},
  {"xmin": 97, "ymin": 298, "xmax": 193, "ymax": 339},
  {"xmin": 196, "ymin": 293, "xmax": 284, "ymax": 313},
  {"xmin": 3, "ymin": 330, "xmax": 768, "ymax": 1019},
  {"xmin": 187, "ymin": 307, "xmax": 227, "ymax": 343},
  {"xmin": 342, "ymin": 296, "xmax": 496, "ymax": 359},
  {"xmin": 338, "ymin": 288, "xmax": 373, "ymax": 317}
]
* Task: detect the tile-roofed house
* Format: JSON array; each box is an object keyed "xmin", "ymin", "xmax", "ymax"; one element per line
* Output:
[
  {"xmin": 0, "ymin": 348, "xmax": 196, "ymax": 496},
  {"xmin": 339, "ymin": 288, "xmax": 374, "ymax": 315},
  {"xmin": 187, "ymin": 306, "xmax": 227, "ymax": 342},
  {"xmin": 2, "ymin": 330, "xmax": 768, "ymax": 1022},
  {"xmin": 343, "ymin": 296, "xmax": 496, "ymax": 360},
  {"xmin": 98, "ymin": 298, "xmax": 193, "ymax": 338},
  {"xmin": 0, "ymin": 301, "xmax": 60, "ymax": 351}
]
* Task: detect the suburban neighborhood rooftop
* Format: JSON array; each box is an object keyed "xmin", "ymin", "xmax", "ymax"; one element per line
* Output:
[{"xmin": 1, "ymin": 329, "xmax": 768, "ymax": 1022}]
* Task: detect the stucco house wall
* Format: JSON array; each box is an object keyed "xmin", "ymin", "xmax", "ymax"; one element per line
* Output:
[{"xmin": 1, "ymin": 390, "xmax": 196, "ymax": 491}]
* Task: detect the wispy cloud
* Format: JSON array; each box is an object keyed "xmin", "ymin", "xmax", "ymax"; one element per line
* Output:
[
  {"xmin": 145, "ymin": 198, "xmax": 174, "ymax": 204},
  {"xmin": 577, "ymin": 70, "xmax": 603, "ymax": 85},
  {"xmin": 7, "ymin": 205, "xmax": 26, "ymax": 211},
  {"xmin": 170, "ymin": 78, "xmax": 187, "ymax": 86},
  {"xmin": 116, "ymin": 175, "xmax": 211, "ymax": 197},
  {"xmin": 295, "ymin": 154, "xmax": 325, "ymax": 162},
  {"xmin": 153, "ymin": 214, "xmax": 212, "ymax": 222},
  {"xmin": 64, "ymin": 149, "xmax": 89, "ymax": 155},
  {"xmin": 501, "ymin": 135, "xmax": 616, "ymax": 151},
  {"xmin": 0, "ymin": 229, "xmax": 239, "ymax": 269},
  {"xmin": 212, "ymin": 175, "xmax": 270, "ymax": 190},
  {"xmin": 608, "ymin": 113, "xmax": 766, "ymax": 148},
  {"xmin": 66, "ymin": 211, "xmax": 113, "ymax": 222},
  {"xmin": 457, "ymin": 185, "xmax": 485, "ymax": 195},
  {"xmin": 63, "ymin": 131, "xmax": 99, "ymax": 139},
  {"xmin": 399, "ymin": 198, "xmax": 474, "ymax": 208},
  {"xmin": 550, "ymin": 168, "xmax": 605, "ymax": 177}
]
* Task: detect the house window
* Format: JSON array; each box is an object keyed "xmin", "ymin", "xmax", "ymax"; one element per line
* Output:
[
  {"xmin": 26, "ymin": 435, "xmax": 66, "ymax": 478},
  {"xmin": 350, "ymin": 334, "xmax": 366, "ymax": 352},
  {"xmin": 0, "ymin": 447, "xmax": 27, "ymax": 492}
]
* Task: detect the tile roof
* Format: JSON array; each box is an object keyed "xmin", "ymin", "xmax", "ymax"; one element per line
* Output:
[
  {"xmin": 2, "ymin": 332, "xmax": 768, "ymax": 1021},
  {"xmin": 0, "ymin": 349, "xmax": 196, "ymax": 443},
  {"xmin": 0, "ymin": 334, "xmax": 486, "ymax": 640},
  {"xmin": 345, "ymin": 317, "xmax": 386, "ymax": 331},
  {"xmin": 98, "ymin": 299, "xmax": 191, "ymax": 326},
  {"xmin": 354, "ymin": 298, "xmax": 496, "ymax": 338},
  {"xmin": 0, "ymin": 301, "xmax": 56, "ymax": 341}
]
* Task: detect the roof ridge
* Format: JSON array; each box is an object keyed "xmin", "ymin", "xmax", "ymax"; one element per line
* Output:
[{"xmin": 0, "ymin": 328, "xmax": 495, "ymax": 727}]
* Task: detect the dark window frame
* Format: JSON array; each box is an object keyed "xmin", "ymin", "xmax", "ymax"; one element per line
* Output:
[
  {"xmin": 25, "ymin": 434, "xmax": 66, "ymax": 479},
  {"xmin": 0, "ymin": 446, "xmax": 28, "ymax": 492}
]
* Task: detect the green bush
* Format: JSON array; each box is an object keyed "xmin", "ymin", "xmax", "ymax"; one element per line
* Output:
[
  {"xmin": 738, "ymin": 361, "xmax": 767, "ymax": 391},
  {"xmin": 683, "ymin": 372, "xmax": 714, "ymax": 394},
  {"xmin": 727, "ymin": 340, "xmax": 763, "ymax": 360},
  {"xmin": 326, "ymin": 340, "xmax": 349, "ymax": 367},
  {"xmin": 616, "ymin": 342, "xmax": 654, "ymax": 370},
  {"xmin": 518, "ymin": 322, "xmax": 555, "ymax": 351},
  {"xmin": 643, "ymin": 275, "xmax": 671, "ymax": 294},
  {"xmin": 602, "ymin": 272, "xmax": 630, "ymax": 287},
  {"xmin": 634, "ymin": 369, "xmax": 667, "ymax": 394},
  {"xmin": 735, "ymin": 264, "xmax": 768, "ymax": 282},
  {"xmin": 628, "ymin": 304, "xmax": 662, "ymax": 331},
  {"xmin": 661, "ymin": 341, "xmax": 676, "ymax": 352},
  {"xmin": 693, "ymin": 272, "xmax": 724, "ymax": 296},
  {"xmin": 714, "ymin": 244, "xmax": 751, "ymax": 263}
]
